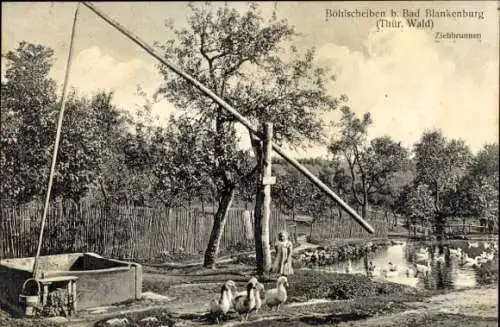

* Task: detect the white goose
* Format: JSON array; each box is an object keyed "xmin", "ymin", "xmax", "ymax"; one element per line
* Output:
[
  {"xmin": 264, "ymin": 276, "xmax": 289, "ymax": 312},
  {"xmin": 209, "ymin": 280, "xmax": 236, "ymax": 324},
  {"xmin": 415, "ymin": 261, "xmax": 431, "ymax": 277},
  {"xmin": 233, "ymin": 280, "xmax": 257, "ymax": 321},
  {"xmin": 449, "ymin": 248, "xmax": 462, "ymax": 258},
  {"xmin": 461, "ymin": 253, "xmax": 479, "ymax": 268},
  {"xmin": 235, "ymin": 278, "xmax": 265, "ymax": 313},
  {"xmin": 415, "ymin": 250, "xmax": 429, "ymax": 264}
]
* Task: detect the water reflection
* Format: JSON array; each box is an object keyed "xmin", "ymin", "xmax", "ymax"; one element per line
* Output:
[{"xmin": 306, "ymin": 239, "xmax": 498, "ymax": 290}]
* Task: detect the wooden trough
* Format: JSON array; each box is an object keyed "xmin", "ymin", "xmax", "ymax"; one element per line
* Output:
[{"xmin": 0, "ymin": 253, "xmax": 142, "ymax": 317}]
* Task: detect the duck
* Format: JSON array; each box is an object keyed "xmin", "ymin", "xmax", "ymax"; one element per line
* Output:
[
  {"xmin": 233, "ymin": 280, "xmax": 257, "ymax": 321},
  {"xmin": 419, "ymin": 247, "xmax": 429, "ymax": 254},
  {"xmin": 479, "ymin": 251, "xmax": 495, "ymax": 262},
  {"xmin": 345, "ymin": 259, "xmax": 353, "ymax": 274},
  {"xmin": 449, "ymin": 248, "xmax": 462, "ymax": 257},
  {"xmin": 468, "ymin": 241, "xmax": 479, "ymax": 249},
  {"xmin": 209, "ymin": 280, "xmax": 236, "ymax": 324},
  {"xmin": 414, "ymin": 262, "xmax": 431, "ymax": 278},
  {"xmin": 434, "ymin": 254, "xmax": 445, "ymax": 264},
  {"xmin": 415, "ymin": 251, "xmax": 429, "ymax": 264},
  {"xmin": 461, "ymin": 253, "xmax": 479, "ymax": 268},
  {"xmin": 264, "ymin": 276, "xmax": 289, "ymax": 312},
  {"xmin": 388, "ymin": 262, "xmax": 399, "ymax": 272}
]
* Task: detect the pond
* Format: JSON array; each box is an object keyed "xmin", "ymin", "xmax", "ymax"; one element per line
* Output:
[{"xmin": 303, "ymin": 238, "xmax": 498, "ymax": 290}]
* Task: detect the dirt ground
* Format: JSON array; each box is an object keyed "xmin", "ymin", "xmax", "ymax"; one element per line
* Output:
[{"xmin": 333, "ymin": 287, "xmax": 498, "ymax": 327}]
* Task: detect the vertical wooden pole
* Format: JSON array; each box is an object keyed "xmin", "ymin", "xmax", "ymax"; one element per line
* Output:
[{"xmin": 261, "ymin": 123, "xmax": 275, "ymax": 277}]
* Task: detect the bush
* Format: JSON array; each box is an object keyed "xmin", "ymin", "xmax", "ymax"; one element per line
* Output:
[
  {"xmin": 293, "ymin": 240, "xmax": 389, "ymax": 267},
  {"xmin": 284, "ymin": 270, "xmax": 409, "ymax": 301},
  {"xmin": 475, "ymin": 259, "xmax": 499, "ymax": 285}
]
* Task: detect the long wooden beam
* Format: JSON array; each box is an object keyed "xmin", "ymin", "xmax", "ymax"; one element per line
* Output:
[
  {"xmin": 81, "ymin": 2, "xmax": 375, "ymax": 234},
  {"xmin": 32, "ymin": 3, "xmax": 80, "ymax": 277}
]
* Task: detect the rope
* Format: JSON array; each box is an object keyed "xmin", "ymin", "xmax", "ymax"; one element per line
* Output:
[{"xmin": 32, "ymin": 3, "xmax": 80, "ymax": 278}]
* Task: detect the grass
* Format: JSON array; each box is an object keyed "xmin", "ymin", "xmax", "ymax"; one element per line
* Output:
[
  {"xmin": 284, "ymin": 270, "xmax": 421, "ymax": 301},
  {"xmin": 475, "ymin": 258, "xmax": 499, "ymax": 286}
]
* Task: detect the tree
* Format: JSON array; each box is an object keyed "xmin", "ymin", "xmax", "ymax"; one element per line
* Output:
[
  {"xmin": 328, "ymin": 107, "xmax": 408, "ymax": 219},
  {"xmin": 272, "ymin": 166, "xmax": 310, "ymax": 221},
  {"xmin": 450, "ymin": 144, "xmax": 499, "ymax": 233},
  {"xmin": 452, "ymin": 175, "xmax": 497, "ymax": 232},
  {"xmin": 1, "ymin": 42, "xmax": 58, "ymax": 204},
  {"xmin": 469, "ymin": 144, "xmax": 499, "ymax": 232},
  {"xmin": 413, "ymin": 130, "xmax": 472, "ymax": 235},
  {"xmin": 407, "ymin": 184, "xmax": 435, "ymax": 230},
  {"xmin": 470, "ymin": 143, "xmax": 499, "ymax": 192},
  {"xmin": 1, "ymin": 42, "xmax": 132, "ymax": 205},
  {"xmin": 324, "ymin": 158, "xmax": 353, "ymax": 220},
  {"xmin": 154, "ymin": 2, "xmax": 339, "ymax": 271},
  {"xmin": 52, "ymin": 91, "xmax": 125, "ymax": 202}
]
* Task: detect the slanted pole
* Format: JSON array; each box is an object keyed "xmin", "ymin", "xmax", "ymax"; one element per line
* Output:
[
  {"xmin": 81, "ymin": 1, "xmax": 374, "ymax": 234},
  {"xmin": 32, "ymin": 4, "xmax": 80, "ymax": 278}
]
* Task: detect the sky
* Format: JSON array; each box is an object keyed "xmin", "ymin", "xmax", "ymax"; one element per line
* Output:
[{"xmin": 2, "ymin": 1, "xmax": 499, "ymax": 158}]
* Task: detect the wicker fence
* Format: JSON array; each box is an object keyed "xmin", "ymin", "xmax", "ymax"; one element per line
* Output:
[
  {"xmin": 0, "ymin": 200, "xmax": 388, "ymax": 260},
  {"xmin": 0, "ymin": 200, "xmax": 287, "ymax": 260}
]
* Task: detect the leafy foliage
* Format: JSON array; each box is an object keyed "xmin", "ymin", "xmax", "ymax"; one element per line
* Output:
[
  {"xmin": 328, "ymin": 107, "xmax": 409, "ymax": 218},
  {"xmin": 413, "ymin": 130, "xmax": 472, "ymax": 212},
  {"xmin": 410, "ymin": 130, "xmax": 473, "ymax": 233},
  {"xmin": 1, "ymin": 42, "xmax": 58, "ymax": 203},
  {"xmin": 406, "ymin": 184, "xmax": 436, "ymax": 225}
]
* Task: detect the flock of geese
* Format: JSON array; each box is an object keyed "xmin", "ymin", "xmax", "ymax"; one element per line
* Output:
[
  {"xmin": 209, "ymin": 276, "xmax": 288, "ymax": 324},
  {"xmin": 344, "ymin": 241, "xmax": 497, "ymax": 280}
]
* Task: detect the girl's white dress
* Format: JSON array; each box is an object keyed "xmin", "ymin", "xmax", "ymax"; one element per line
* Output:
[{"xmin": 271, "ymin": 240, "xmax": 294, "ymax": 275}]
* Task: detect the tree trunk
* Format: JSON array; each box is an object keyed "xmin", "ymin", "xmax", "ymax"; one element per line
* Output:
[
  {"xmin": 434, "ymin": 213, "xmax": 445, "ymax": 237},
  {"xmin": 203, "ymin": 186, "xmax": 235, "ymax": 268},
  {"xmin": 361, "ymin": 202, "xmax": 368, "ymax": 220}
]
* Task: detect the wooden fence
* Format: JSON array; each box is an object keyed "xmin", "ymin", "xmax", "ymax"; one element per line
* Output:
[
  {"xmin": 0, "ymin": 200, "xmax": 286, "ymax": 260},
  {"xmin": 0, "ymin": 200, "xmax": 388, "ymax": 260}
]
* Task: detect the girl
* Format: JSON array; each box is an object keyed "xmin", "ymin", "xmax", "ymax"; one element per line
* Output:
[{"xmin": 271, "ymin": 230, "xmax": 294, "ymax": 276}]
